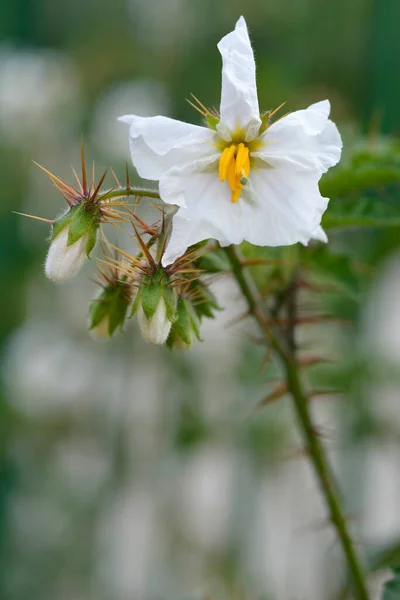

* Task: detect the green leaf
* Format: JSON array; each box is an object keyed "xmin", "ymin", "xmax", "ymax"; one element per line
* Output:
[
  {"xmin": 141, "ymin": 281, "xmax": 162, "ymax": 321},
  {"xmin": 320, "ymin": 165, "xmax": 400, "ymax": 199},
  {"xmin": 383, "ymin": 567, "xmax": 400, "ymax": 600},
  {"xmin": 67, "ymin": 204, "xmax": 99, "ymax": 246},
  {"xmin": 322, "ymin": 196, "xmax": 400, "ymax": 231}
]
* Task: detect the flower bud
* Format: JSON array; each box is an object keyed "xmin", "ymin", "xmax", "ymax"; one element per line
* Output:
[
  {"xmin": 45, "ymin": 225, "xmax": 90, "ymax": 282},
  {"xmin": 89, "ymin": 281, "xmax": 132, "ymax": 341},
  {"xmin": 45, "ymin": 204, "xmax": 99, "ymax": 283},
  {"xmin": 132, "ymin": 268, "xmax": 178, "ymax": 345}
]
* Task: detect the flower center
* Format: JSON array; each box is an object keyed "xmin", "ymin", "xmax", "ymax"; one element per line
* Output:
[{"xmin": 218, "ymin": 143, "xmax": 250, "ymax": 203}]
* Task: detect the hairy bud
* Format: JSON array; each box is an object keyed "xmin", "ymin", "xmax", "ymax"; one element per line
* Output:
[
  {"xmin": 45, "ymin": 225, "xmax": 91, "ymax": 282},
  {"xmin": 132, "ymin": 267, "xmax": 178, "ymax": 345},
  {"xmin": 45, "ymin": 204, "xmax": 99, "ymax": 283}
]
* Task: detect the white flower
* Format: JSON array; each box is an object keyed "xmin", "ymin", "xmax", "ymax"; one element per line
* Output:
[
  {"xmin": 137, "ymin": 297, "xmax": 171, "ymax": 345},
  {"xmin": 119, "ymin": 16, "xmax": 342, "ymax": 267},
  {"xmin": 45, "ymin": 225, "xmax": 89, "ymax": 282}
]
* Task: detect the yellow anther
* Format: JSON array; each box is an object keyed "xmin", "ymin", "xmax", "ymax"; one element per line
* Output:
[
  {"xmin": 218, "ymin": 142, "xmax": 251, "ymax": 203},
  {"xmin": 235, "ymin": 143, "xmax": 250, "ymax": 176},
  {"xmin": 218, "ymin": 144, "xmax": 236, "ymax": 182},
  {"xmin": 231, "ymin": 188, "xmax": 242, "ymax": 203}
]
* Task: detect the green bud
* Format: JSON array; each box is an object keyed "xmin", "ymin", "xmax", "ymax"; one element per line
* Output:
[
  {"xmin": 89, "ymin": 281, "xmax": 132, "ymax": 340},
  {"xmin": 132, "ymin": 268, "xmax": 178, "ymax": 345}
]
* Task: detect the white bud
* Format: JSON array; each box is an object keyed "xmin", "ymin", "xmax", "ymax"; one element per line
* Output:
[
  {"xmin": 90, "ymin": 316, "xmax": 111, "ymax": 341},
  {"xmin": 45, "ymin": 225, "xmax": 90, "ymax": 283},
  {"xmin": 137, "ymin": 297, "xmax": 171, "ymax": 345}
]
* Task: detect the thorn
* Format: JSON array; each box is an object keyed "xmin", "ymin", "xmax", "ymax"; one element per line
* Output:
[
  {"xmin": 257, "ymin": 381, "xmax": 288, "ymax": 408},
  {"xmin": 125, "ymin": 162, "xmax": 130, "ymax": 189},
  {"xmin": 13, "ymin": 211, "xmax": 54, "ymax": 224},
  {"xmin": 90, "ymin": 170, "xmax": 108, "ymax": 204},
  {"xmin": 81, "ymin": 138, "xmax": 88, "ymax": 196},
  {"xmin": 269, "ymin": 101, "xmax": 287, "ymax": 120},
  {"xmin": 71, "ymin": 165, "xmax": 83, "ymax": 194},
  {"xmin": 110, "ymin": 168, "xmax": 121, "ymax": 188}
]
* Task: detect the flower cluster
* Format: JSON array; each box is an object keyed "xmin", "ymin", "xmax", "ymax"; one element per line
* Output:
[{"xmin": 26, "ymin": 16, "xmax": 342, "ymax": 348}]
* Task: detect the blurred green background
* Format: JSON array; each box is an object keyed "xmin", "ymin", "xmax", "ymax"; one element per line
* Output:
[{"xmin": 2, "ymin": 0, "xmax": 400, "ymax": 599}]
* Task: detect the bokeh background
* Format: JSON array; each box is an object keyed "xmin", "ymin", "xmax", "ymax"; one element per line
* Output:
[{"xmin": 2, "ymin": 1, "xmax": 400, "ymax": 599}]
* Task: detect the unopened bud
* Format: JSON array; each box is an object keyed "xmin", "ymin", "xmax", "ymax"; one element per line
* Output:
[
  {"xmin": 45, "ymin": 204, "xmax": 99, "ymax": 283},
  {"xmin": 89, "ymin": 281, "xmax": 132, "ymax": 340},
  {"xmin": 137, "ymin": 297, "xmax": 171, "ymax": 345},
  {"xmin": 45, "ymin": 225, "xmax": 91, "ymax": 282},
  {"xmin": 132, "ymin": 268, "xmax": 178, "ymax": 345}
]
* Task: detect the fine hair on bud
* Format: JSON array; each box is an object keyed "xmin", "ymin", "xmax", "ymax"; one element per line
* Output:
[
  {"xmin": 45, "ymin": 225, "xmax": 91, "ymax": 283},
  {"xmin": 137, "ymin": 297, "xmax": 172, "ymax": 345}
]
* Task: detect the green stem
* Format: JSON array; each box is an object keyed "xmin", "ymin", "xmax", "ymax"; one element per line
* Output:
[
  {"xmin": 223, "ymin": 245, "xmax": 368, "ymax": 600},
  {"xmin": 99, "ymin": 187, "xmax": 161, "ymax": 201}
]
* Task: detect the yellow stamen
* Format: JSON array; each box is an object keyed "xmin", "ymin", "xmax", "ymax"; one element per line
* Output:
[
  {"xmin": 235, "ymin": 143, "xmax": 249, "ymax": 176},
  {"xmin": 218, "ymin": 142, "xmax": 251, "ymax": 203},
  {"xmin": 219, "ymin": 144, "xmax": 236, "ymax": 182}
]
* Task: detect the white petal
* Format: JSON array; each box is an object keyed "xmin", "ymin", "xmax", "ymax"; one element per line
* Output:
[
  {"xmin": 310, "ymin": 226, "xmax": 328, "ymax": 243},
  {"xmin": 217, "ymin": 16, "xmax": 261, "ymax": 141},
  {"xmin": 159, "ymin": 158, "xmax": 244, "ymax": 244},
  {"xmin": 118, "ymin": 114, "xmax": 215, "ymax": 180},
  {"xmin": 162, "ymin": 209, "xmax": 229, "ymax": 267},
  {"xmin": 137, "ymin": 298, "xmax": 171, "ymax": 345},
  {"xmin": 255, "ymin": 100, "xmax": 342, "ymax": 174},
  {"xmin": 45, "ymin": 226, "xmax": 89, "ymax": 283},
  {"xmin": 238, "ymin": 167, "xmax": 329, "ymax": 246}
]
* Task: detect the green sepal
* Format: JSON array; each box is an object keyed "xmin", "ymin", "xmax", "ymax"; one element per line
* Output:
[
  {"xmin": 206, "ymin": 113, "xmax": 219, "ymax": 130},
  {"xmin": 259, "ymin": 111, "xmax": 270, "ymax": 135},
  {"xmin": 162, "ymin": 284, "xmax": 178, "ymax": 323},
  {"xmin": 172, "ymin": 299, "xmax": 194, "ymax": 346},
  {"xmin": 50, "ymin": 209, "xmax": 73, "ymax": 242},
  {"xmin": 67, "ymin": 203, "xmax": 99, "ymax": 247},
  {"xmin": 188, "ymin": 302, "xmax": 202, "ymax": 341},
  {"xmin": 85, "ymin": 221, "xmax": 99, "ymax": 257},
  {"xmin": 130, "ymin": 287, "xmax": 142, "ymax": 318},
  {"xmin": 89, "ymin": 291, "xmax": 110, "ymax": 331},
  {"xmin": 108, "ymin": 290, "xmax": 130, "ymax": 336},
  {"xmin": 190, "ymin": 280, "xmax": 221, "ymax": 319},
  {"xmin": 89, "ymin": 283, "xmax": 131, "ymax": 337},
  {"xmin": 141, "ymin": 280, "xmax": 162, "ymax": 321},
  {"xmin": 172, "ymin": 299, "xmax": 202, "ymax": 346}
]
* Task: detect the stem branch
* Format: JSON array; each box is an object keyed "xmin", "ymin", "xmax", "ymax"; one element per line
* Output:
[{"xmin": 223, "ymin": 245, "xmax": 368, "ymax": 600}]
